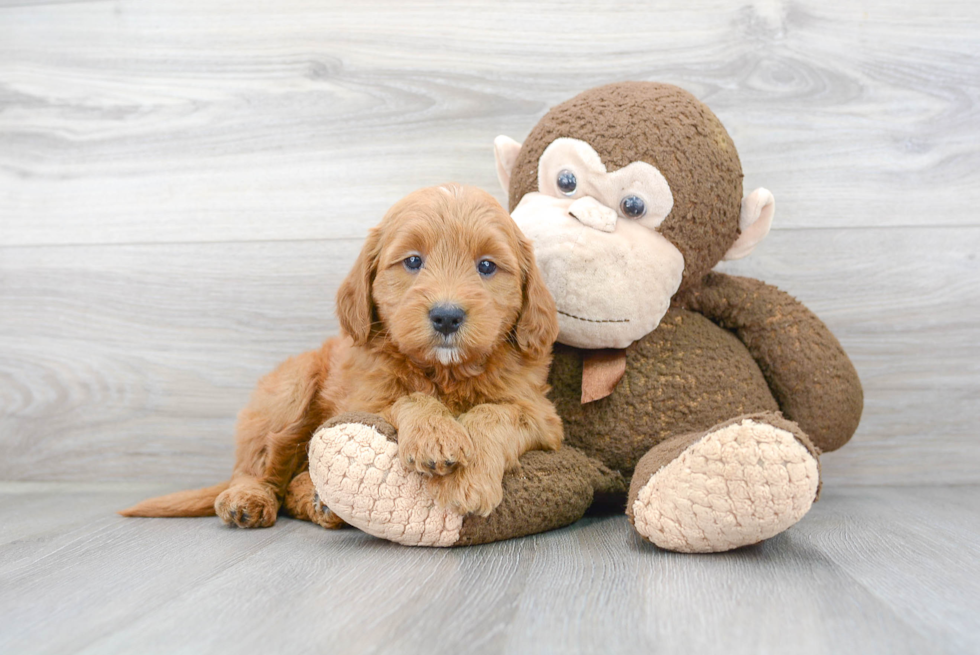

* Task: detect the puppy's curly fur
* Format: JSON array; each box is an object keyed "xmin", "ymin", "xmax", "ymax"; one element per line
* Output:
[{"xmin": 122, "ymin": 184, "xmax": 563, "ymax": 528}]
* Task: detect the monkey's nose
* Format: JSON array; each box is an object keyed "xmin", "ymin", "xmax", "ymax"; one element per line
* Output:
[
  {"xmin": 568, "ymin": 196, "xmax": 618, "ymax": 232},
  {"xmin": 429, "ymin": 304, "xmax": 466, "ymax": 335}
]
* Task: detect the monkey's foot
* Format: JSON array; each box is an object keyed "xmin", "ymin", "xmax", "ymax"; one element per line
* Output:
[
  {"xmin": 627, "ymin": 414, "xmax": 820, "ymax": 553},
  {"xmin": 308, "ymin": 413, "xmax": 464, "ymax": 547},
  {"xmin": 309, "ymin": 413, "xmax": 626, "ymax": 547}
]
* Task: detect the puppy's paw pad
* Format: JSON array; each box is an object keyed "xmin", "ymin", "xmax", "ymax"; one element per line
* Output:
[
  {"xmin": 215, "ymin": 486, "xmax": 278, "ymax": 529},
  {"xmin": 309, "ymin": 492, "xmax": 346, "ymax": 529},
  {"xmin": 399, "ymin": 419, "xmax": 472, "ymax": 477}
]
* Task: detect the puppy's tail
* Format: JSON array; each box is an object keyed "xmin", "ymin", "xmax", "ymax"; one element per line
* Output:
[{"xmin": 119, "ymin": 481, "xmax": 230, "ymax": 518}]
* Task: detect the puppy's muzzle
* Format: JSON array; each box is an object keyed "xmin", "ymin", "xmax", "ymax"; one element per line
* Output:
[{"xmin": 429, "ymin": 304, "xmax": 466, "ymax": 336}]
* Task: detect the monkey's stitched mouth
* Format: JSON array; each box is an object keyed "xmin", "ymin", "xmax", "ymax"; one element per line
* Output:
[{"xmin": 557, "ymin": 309, "xmax": 630, "ymax": 324}]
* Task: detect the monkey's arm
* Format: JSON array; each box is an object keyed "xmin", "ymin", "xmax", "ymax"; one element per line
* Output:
[{"xmin": 678, "ymin": 272, "xmax": 863, "ymax": 452}]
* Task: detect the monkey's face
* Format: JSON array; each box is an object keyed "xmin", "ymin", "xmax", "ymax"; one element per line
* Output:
[{"xmin": 510, "ymin": 138, "xmax": 685, "ymax": 349}]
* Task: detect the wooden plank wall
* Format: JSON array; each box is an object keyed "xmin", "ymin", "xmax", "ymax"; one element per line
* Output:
[{"xmin": 1, "ymin": 0, "xmax": 978, "ymax": 486}]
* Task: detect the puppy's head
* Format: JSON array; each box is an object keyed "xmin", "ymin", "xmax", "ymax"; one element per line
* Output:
[{"xmin": 337, "ymin": 184, "xmax": 558, "ymax": 367}]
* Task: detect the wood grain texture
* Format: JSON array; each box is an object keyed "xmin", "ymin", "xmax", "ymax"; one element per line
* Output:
[
  {"xmin": 2, "ymin": 228, "xmax": 977, "ymax": 484},
  {"xmin": 1, "ymin": 0, "xmax": 979, "ymax": 248},
  {"xmin": 0, "ymin": 484, "xmax": 977, "ymax": 655},
  {"xmin": 0, "ymin": 239, "xmax": 349, "ymax": 483},
  {"xmin": 1, "ymin": 1, "xmax": 979, "ymax": 487}
]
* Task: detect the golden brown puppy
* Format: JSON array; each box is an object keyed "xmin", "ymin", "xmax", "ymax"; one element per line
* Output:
[{"xmin": 122, "ymin": 184, "xmax": 562, "ymax": 529}]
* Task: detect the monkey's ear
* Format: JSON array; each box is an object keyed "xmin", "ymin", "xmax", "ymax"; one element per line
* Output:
[
  {"xmin": 494, "ymin": 135, "xmax": 523, "ymax": 200},
  {"xmin": 336, "ymin": 227, "xmax": 383, "ymax": 345},
  {"xmin": 723, "ymin": 188, "xmax": 775, "ymax": 261}
]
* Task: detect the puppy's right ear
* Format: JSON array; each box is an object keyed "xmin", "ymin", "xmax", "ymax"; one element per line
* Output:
[{"xmin": 336, "ymin": 227, "xmax": 383, "ymax": 345}]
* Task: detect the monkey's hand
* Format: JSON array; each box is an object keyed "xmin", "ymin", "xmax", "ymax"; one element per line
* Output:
[{"xmin": 679, "ymin": 272, "xmax": 863, "ymax": 453}]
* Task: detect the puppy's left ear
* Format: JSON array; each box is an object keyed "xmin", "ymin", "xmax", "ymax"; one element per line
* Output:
[
  {"xmin": 336, "ymin": 226, "xmax": 383, "ymax": 345},
  {"xmin": 514, "ymin": 234, "xmax": 559, "ymax": 359}
]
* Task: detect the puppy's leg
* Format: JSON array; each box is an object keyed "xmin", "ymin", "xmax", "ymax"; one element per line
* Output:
[
  {"xmin": 215, "ymin": 346, "xmax": 330, "ymax": 528},
  {"xmin": 282, "ymin": 470, "xmax": 347, "ymax": 529},
  {"xmin": 437, "ymin": 400, "xmax": 562, "ymax": 516},
  {"xmin": 387, "ymin": 393, "xmax": 474, "ymax": 477}
]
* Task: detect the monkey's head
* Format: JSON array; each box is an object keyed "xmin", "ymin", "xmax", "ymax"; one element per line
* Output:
[{"xmin": 495, "ymin": 82, "xmax": 774, "ymax": 349}]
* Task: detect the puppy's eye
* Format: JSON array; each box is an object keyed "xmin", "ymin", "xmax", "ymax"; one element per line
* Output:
[
  {"xmin": 556, "ymin": 170, "xmax": 577, "ymax": 196},
  {"xmin": 477, "ymin": 259, "xmax": 497, "ymax": 276},
  {"xmin": 620, "ymin": 195, "xmax": 646, "ymax": 218},
  {"xmin": 403, "ymin": 255, "xmax": 423, "ymax": 271}
]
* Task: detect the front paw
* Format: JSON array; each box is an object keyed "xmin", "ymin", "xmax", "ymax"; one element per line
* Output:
[
  {"xmin": 430, "ymin": 466, "xmax": 503, "ymax": 517},
  {"xmin": 399, "ymin": 416, "xmax": 473, "ymax": 477}
]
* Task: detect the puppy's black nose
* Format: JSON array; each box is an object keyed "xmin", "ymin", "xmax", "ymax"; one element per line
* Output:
[{"xmin": 429, "ymin": 304, "xmax": 466, "ymax": 335}]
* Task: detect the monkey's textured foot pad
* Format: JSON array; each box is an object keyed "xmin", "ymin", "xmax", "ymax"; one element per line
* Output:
[
  {"xmin": 308, "ymin": 418, "xmax": 463, "ymax": 547},
  {"xmin": 628, "ymin": 418, "xmax": 819, "ymax": 553}
]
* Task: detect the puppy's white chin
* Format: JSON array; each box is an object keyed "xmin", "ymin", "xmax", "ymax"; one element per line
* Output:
[{"xmin": 433, "ymin": 346, "xmax": 461, "ymax": 366}]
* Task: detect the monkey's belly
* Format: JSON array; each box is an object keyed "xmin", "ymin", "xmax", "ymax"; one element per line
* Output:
[{"xmin": 548, "ymin": 307, "xmax": 779, "ymax": 478}]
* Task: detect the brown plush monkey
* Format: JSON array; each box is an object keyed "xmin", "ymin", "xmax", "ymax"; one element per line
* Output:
[{"xmin": 308, "ymin": 82, "xmax": 863, "ymax": 552}]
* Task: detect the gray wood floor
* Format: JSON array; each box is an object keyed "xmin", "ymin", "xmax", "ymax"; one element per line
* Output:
[
  {"xmin": 0, "ymin": 484, "xmax": 977, "ymax": 655},
  {"xmin": 2, "ymin": 0, "xmax": 979, "ymax": 653}
]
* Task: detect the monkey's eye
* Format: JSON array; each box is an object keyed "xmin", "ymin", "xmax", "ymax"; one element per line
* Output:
[
  {"xmin": 477, "ymin": 259, "xmax": 497, "ymax": 276},
  {"xmin": 556, "ymin": 170, "xmax": 577, "ymax": 196},
  {"xmin": 404, "ymin": 255, "xmax": 423, "ymax": 271},
  {"xmin": 620, "ymin": 195, "xmax": 646, "ymax": 218}
]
